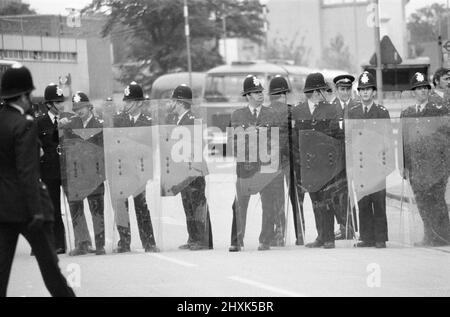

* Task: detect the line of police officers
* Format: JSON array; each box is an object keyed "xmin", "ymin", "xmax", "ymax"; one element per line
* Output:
[{"xmin": 1, "ymin": 64, "xmax": 449, "ymax": 281}]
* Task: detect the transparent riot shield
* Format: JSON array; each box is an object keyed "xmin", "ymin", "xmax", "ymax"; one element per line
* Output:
[
  {"xmin": 345, "ymin": 116, "xmax": 400, "ymax": 247},
  {"xmin": 59, "ymin": 125, "xmax": 105, "ymax": 254},
  {"xmin": 296, "ymin": 122, "xmax": 347, "ymax": 246},
  {"xmin": 148, "ymin": 99, "xmax": 213, "ymax": 251},
  {"xmin": 398, "ymin": 112, "xmax": 450, "ymax": 248},
  {"xmin": 103, "ymin": 125, "xmax": 155, "ymax": 253}
]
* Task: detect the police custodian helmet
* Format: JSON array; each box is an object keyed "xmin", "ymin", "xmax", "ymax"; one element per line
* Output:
[
  {"xmin": 123, "ymin": 81, "xmax": 145, "ymax": 101},
  {"xmin": 269, "ymin": 75, "xmax": 290, "ymax": 95},
  {"xmin": 44, "ymin": 83, "xmax": 65, "ymax": 103},
  {"xmin": 410, "ymin": 72, "xmax": 431, "ymax": 91},
  {"xmin": 357, "ymin": 71, "xmax": 377, "ymax": 90},
  {"xmin": 72, "ymin": 91, "xmax": 92, "ymax": 111},
  {"xmin": 0, "ymin": 63, "xmax": 35, "ymax": 99},
  {"xmin": 171, "ymin": 84, "xmax": 193, "ymax": 103},
  {"xmin": 303, "ymin": 73, "xmax": 328, "ymax": 93},
  {"xmin": 242, "ymin": 75, "xmax": 264, "ymax": 96}
]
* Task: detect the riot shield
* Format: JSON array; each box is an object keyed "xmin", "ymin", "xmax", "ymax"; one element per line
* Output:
[
  {"xmin": 345, "ymin": 117, "xmax": 401, "ymax": 247},
  {"xmin": 103, "ymin": 126, "xmax": 155, "ymax": 252},
  {"xmin": 59, "ymin": 126, "xmax": 105, "ymax": 254},
  {"xmin": 147, "ymin": 99, "xmax": 213, "ymax": 251},
  {"xmin": 398, "ymin": 114, "xmax": 450, "ymax": 248}
]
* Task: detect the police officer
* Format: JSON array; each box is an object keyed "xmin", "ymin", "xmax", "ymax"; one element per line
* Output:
[
  {"xmin": 63, "ymin": 92, "xmax": 106, "ymax": 256},
  {"xmin": 349, "ymin": 71, "xmax": 390, "ymax": 249},
  {"xmin": 292, "ymin": 73, "xmax": 342, "ymax": 249},
  {"xmin": 113, "ymin": 82, "xmax": 159, "ymax": 253},
  {"xmin": 229, "ymin": 75, "xmax": 282, "ymax": 252},
  {"xmin": 0, "ymin": 64, "xmax": 75, "ymax": 297},
  {"xmin": 168, "ymin": 84, "xmax": 213, "ymax": 250},
  {"xmin": 331, "ymin": 74, "xmax": 357, "ymax": 240},
  {"xmin": 36, "ymin": 83, "xmax": 73, "ymax": 254},
  {"xmin": 401, "ymin": 72, "xmax": 450, "ymax": 247},
  {"xmin": 430, "ymin": 67, "xmax": 450, "ymax": 108},
  {"xmin": 268, "ymin": 75, "xmax": 305, "ymax": 246}
]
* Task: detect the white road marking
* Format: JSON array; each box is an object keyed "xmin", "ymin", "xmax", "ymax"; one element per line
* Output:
[
  {"xmin": 150, "ymin": 253, "xmax": 198, "ymax": 268},
  {"xmin": 228, "ymin": 276, "xmax": 307, "ymax": 297}
]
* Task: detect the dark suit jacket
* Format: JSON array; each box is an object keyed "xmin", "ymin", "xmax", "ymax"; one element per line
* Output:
[
  {"xmin": 230, "ymin": 106, "xmax": 277, "ymax": 178},
  {"xmin": 36, "ymin": 111, "xmax": 78, "ymax": 180},
  {"xmin": 348, "ymin": 102, "xmax": 390, "ymax": 120},
  {"xmin": 0, "ymin": 105, "xmax": 43, "ymax": 223}
]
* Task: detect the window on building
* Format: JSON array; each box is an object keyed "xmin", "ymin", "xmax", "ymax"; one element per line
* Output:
[
  {"xmin": 322, "ymin": 0, "xmax": 368, "ymax": 6},
  {"xmin": 1, "ymin": 49, "xmax": 77, "ymax": 62}
]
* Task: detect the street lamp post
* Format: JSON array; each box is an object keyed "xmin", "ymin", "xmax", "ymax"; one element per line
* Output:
[
  {"xmin": 183, "ymin": 0, "xmax": 192, "ymax": 87},
  {"xmin": 372, "ymin": 0, "xmax": 383, "ymax": 105}
]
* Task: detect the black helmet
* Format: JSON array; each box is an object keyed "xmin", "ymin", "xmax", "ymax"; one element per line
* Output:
[
  {"xmin": 303, "ymin": 73, "xmax": 328, "ymax": 93},
  {"xmin": 242, "ymin": 75, "xmax": 264, "ymax": 96},
  {"xmin": 333, "ymin": 74, "xmax": 355, "ymax": 88},
  {"xmin": 72, "ymin": 91, "xmax": 92, "ymax": 111},
  {"xmin": 123, "ymin": 81, "xmax": 145, "ymax": 101},
  {"xmin": 0, "ymin": 63, "xmax": 35, "ymax": 99},
  {"xmin": 410, "ymin": 72, "xmax": 431, "ymax": 90},
  {"xmin": 269, "ymin": 75, "xmax": 290, "ymax": 95},
  {"xmin": 171, "ymin": 84, "xmax": 193, "ymax": 102},
  {"xmin": 357, "ymin": 71, "xmax": 377, "ymax": 90},
  {"xmin": 44, "ymin": 83, "xmax": 65, "ymax": 103}
]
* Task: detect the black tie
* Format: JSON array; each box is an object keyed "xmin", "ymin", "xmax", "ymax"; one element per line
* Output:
[
  {"xmin": 53, "ymin": 116, "xmax": 58, "ymax": 128},
  {"xmin": 253, "ymin": 108, "xmax": 258, "ymax": 121},
  {"xmin": 364, "ymin": 106, "xmax": 369, "ymax": 116},
  {"xmin": 417, "ymin": 105, "xmax": 421, "ymax": 114}
]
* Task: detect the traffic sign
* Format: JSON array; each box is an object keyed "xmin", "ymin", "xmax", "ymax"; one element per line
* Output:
[
  {"xmin": 443, "ymin": 41, "xmax": 450, "ymax": 52},
  {"xmin": 370, "ymin": 36, "xmax": 403, "ymax": 66}
]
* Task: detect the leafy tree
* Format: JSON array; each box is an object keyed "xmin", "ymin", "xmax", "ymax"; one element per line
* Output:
[
  {"xmin": 265, "ymin": 32, "xmax": 311, "ymax": 66},
  {"xmin": 407, "ymin": 3, "xmax": 448, "ymax": 44},
  {"xmin": 319, "ymin": 34, "xmax": 353, "ymax": 72},
  {"xmin": 0, "ymin": 2, "xmax": 36, "ymax": 15},
  {"xmin": 85, "ymin": 0, "xmax": 266, "ymax": 88}
]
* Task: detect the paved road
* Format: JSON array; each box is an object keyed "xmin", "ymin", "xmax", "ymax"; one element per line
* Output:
[{"xmin": 7, "ymin": 170, "xmax": 450, "ymax": 297}]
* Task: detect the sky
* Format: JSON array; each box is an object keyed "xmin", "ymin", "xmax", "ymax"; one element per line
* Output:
[{"xmin": 22, "ymin": 0, "xmax": 449, "ymax": 16}]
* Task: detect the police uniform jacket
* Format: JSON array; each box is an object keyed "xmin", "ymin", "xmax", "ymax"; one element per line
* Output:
[
  {"xmin": 269, "ymin": 101, "xmax": 292, "ymax": 168},
  {"xmin": 230, "ymin": 106, "xmax": 278, "ymax": 179},
  {"xmin": 0, "ymin": 105, "xmax": 44, "ymax": 223},
  {"xmin": 113, "ymin": 111, "xmax": 152, "ymax": 127},
  {"xmin": 37, "ymin": 111, "xmax": 76, "ymax": 180}
]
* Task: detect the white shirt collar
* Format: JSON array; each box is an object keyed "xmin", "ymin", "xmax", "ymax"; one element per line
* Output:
[
  {"xmin": 338, "ymin": 98, "xmax": 349, "ymax": 109},
  {"xmin": 417, "ymin": 100, "xmax": 428, "ymax": 113},
  {"xmin": 48, "ymin": 111, "xmax": 58, "ymax": 122},
  {"xmin": 248, "ymin": 104, "xmax": 262, "ymax": 117},
  {"xmin": 435, "ymin": 90, "xmax": 444, "ymax": 98},
  {"xmin": 83, "ymin": 114, "xmax": 93, "ymax": 128},
  {"xmin": 130, "ymin": 112, "xmax": 141, "ymax": 123},
  {"xmin": 9, "ymin": 103, "xmax": 24, "ymax": 115},
  {"xmin": 307, "ymin": 99, "xmax": 317, "ymax": 114},
  {"xmin": 362, "ymin": 102, "xmax": 375, "ymax": 112},
  {"xmin": 176, "ymin": 110, "xmax": 189, "ymax": 125}
]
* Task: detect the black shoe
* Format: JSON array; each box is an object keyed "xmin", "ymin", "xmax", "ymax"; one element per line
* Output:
[
  {"xmin": 56, "ymin": 248, "xmax": 66, "ymax": 255},
  {"xmin": 305, "ymin": 240, "xmax": 324, "ymax": 248},
  {"xmin": 30, "ymin": 250, "xmax": 35, "ymax": 256},
  {"xmin": 354, "ymin": 241, "xmax": 375, "ymax": 248},
  {"xmin": 189, "ymin": 243, "xmax": 209, "ymax": 251},
  {"xmin": 145, "ymin": 245, "xmax": 160, "ymax": 253},
  {"xmin": 95, "ymin": 248, "xmax": 106, "ymax": 255},
  {"xmin": 114, "ymin": 245, "xmax": 130, "ymax": 253},
  {"xmin": 375, "ymin": 242, "xmax": 386, "ymax": 249},
  {"xmin": 257, "ymin": 243, "xmax": 270, "ymax": 251},
  {"xmin": 229, "ymin": 245, "xmax": 242, "ymax": 252},
  {"xmin": 69, "ymin": 247, "xmax": 88, "ymax": 256},
  {"xmin": 323, "ymin": 241, "xmax": 335, "ymax": 249},
  {"xmin": 179, "ymin": 243, "xmax": 192, "ymax": 250}
]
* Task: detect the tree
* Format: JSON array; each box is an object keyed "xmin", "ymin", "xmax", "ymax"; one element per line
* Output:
[
  {"xmin": 0, "ymin": 2, "xmax": 36, "ymax": 15},
  {"xmin": 265, "ymin": 32, "xmax": 311, "ymax": 66},
  {"xmin": 319, "ymin": 34, "xmax": 353, "ymax": 72},
  {"xmin": 85, "ymin": 0, "xmax": 266, "ymax": 89},
  {"xmin": 407, "ymin": 3, "xmax": 448, "ymax": 44}
]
